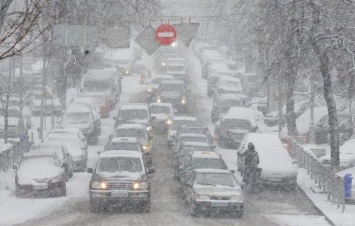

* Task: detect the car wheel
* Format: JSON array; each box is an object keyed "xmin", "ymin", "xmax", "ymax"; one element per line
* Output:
[
  {"xmin": 141, "ymin": 201, "xmax": 151, "ymax": 213},
  {"xmin": 189, "ymin": 202, "xmax": 198, "ymax": 216}
]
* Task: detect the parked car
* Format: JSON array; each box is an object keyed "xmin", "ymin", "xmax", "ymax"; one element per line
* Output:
[
  {"xmin": 66, "ymin": 103, "xmax": 101, "ymax": 131},
  {"xmin": 207, "ymin": 70, "xmax": 236, "ymax": 96},
  {"xmin": 319, "ymin": 138, "xmax": 355, "ymax": 170},
  {"xmin": 167, "ymin": 116, "xmax": 198, "ymax": 146},
  {"xmin": 5, "ymin": 96, "xmax": 32, "ymax": 128},
  {"xmin": 237, "ymin": 133, "xmax": 298, "ymax": 190},
  {"xmin": 60, "ymin": 108, "xmax": 100, "ymax": 144},
  {"xmin": 114, "ymin": 103, "xmax": 154, "ymax": 134},
  {"xmin": 184, "ymin": 169, "xmax": 244, "ymax": 217},
  {"xmin": 147, "ymin": 75, "xmax": 173, "ymax": 101},
  {"xmin": 70, "ymin": 97, "xmax": 101, "ymax": 119},
  {"xmin": 0, "ymin": 108, "xmax": 28, "ymax": 138},
  {"xmin": 172, "ymin": 133, "xmax": 210, "ymax": 153},
  {"xmin": 29, "ymin": 143, "xmax": 74, "ymax": 180},
  {"xmin": 148, "ymin": 103, "xmax": 177, "ymax": 132},
  {"xmin": 87, "ymin": 150, "xmax": 155, "ymax": 212},
  {"xmin": 166, "ymin": 63, "xmax": 187, "ymax": 80},
  {"xmin": 47, "ymin": 139, "xmax": 87, "ymax": 172},
  {"xmin": 45, "ymin": 128, "xmax": 88, "ymax": 152},
  {"xmin": 155, "ymin": 80, "xmax": 190, "ymax": 112},
  {"xmin": 211, "ymin": 94, "xmax": 245, "ymax": 123},
  {"xmin": 180, "ymin": 151, "xmax": 229, "ymax": 187},
  {"xmin": 14, "ymin": 152, "xmax": 66, "ymax": 197}
]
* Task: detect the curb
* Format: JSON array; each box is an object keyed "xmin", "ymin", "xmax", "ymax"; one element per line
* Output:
[{"xmin": 296, "ymin": 184, "xmax": 336, "ymax": 226}]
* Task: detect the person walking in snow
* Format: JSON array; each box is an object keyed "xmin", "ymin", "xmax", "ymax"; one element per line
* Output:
[{"xmin": 243, "ymin": 142, "xmax": 260, "ymax": 192}]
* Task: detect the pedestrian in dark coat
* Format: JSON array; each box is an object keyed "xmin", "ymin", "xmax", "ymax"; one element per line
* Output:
[{"xmin": 243, "ymin": 142, "xmax": 260, "ymax": 192}]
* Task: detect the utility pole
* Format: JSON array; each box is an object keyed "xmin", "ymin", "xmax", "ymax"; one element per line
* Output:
[
  {"xmin": 18, "ymin": 55, "xmax": 25, "ymax": 136},
  {"xmin": 39, "ymin": 58, "xmax": 46, "ymax": 142}
]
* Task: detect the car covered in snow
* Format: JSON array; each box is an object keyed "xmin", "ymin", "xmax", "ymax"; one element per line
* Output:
[
  {"xmin": 237, "ymin": 133, "xmax": 298, "ymax": 190},
  {"xmin": 148, "ymin": 102, "xmax": 176, "ymax": 132},
  {"xmin": 44, "ymin": 128, "xmax": 88, "ymax": 152},
  {"xmin": 147, "ymin": 75, "xmax": 173, "ymax": 97},
  {"xmin": 114, "ymin": 103, "xmax": 154, "ymax": 134},
  {"xmin": 104, "ymin": 137, "xmax": 151, "ymax": 166},
  {"xmin": 83, "ymin": 93, "xmax": 111, "ymax": 118},
  {"xmin": 87, "ymin": 150, "xmax": 155, "ymax": 212},
  {"xmin": 167, "ymin": 116, "xmax": 199, "ymax": 146},
  {"xmin": 14, "ymin": 152, "xmax": 67, "ymax": 197},
  {"xmin": 207, "ymin": 70, "xmax": 236, "ymax": 96},
  {"xmin": 27, "ymin": 90, "xmax": 62, "ymax": 117},
  {"xmin": 180, "ymin": 151, "xmax": 229, "ymax": 188},
  {"xmin": 211, "ymin": 94, "xmax": 245, "ymax": 123},
  {"xmin": 175, "ymin": 126, "xmax": 214, "ymax": 146},
  {"xmin": 60, "ymin": 108, "xmax": 100, "ymax": 144},
  {"xmin": 70, "ymin": 97, "xmax": 101, "ymax": 119},
  {"xmin": 156, "ymin": 80, "xmax": 190, "ymax": 112},
  {"xmin": 184, "ymin": 169, "xmax": 244, "ymax": 217},
  {"xmin": 166, "ymin": 63, "xmax": 188, "ymax": 80}
]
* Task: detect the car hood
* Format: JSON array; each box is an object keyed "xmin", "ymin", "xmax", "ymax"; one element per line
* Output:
[
  {"xmin": 194, "ymin": 185, "xmax": 243, "ymax": 196},
  {"xmin": 17, "ymin": 167, "xmax": 62, "ymax": 184},
  {"xmin": 94, "ymin": 171, "xmax": 145, "ymax": 181},
  {"xmin": 124, "ymin": 119, "xmax": 149, "ymax": 125},
  {"xmin": 159, "ymin": 91, "xmax": 182, "ymax": 98}
]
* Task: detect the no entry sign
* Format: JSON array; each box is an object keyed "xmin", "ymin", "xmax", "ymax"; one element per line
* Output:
[{"xmin": 155, "ymin": 24, "xmax": 177, "ymax": 46}]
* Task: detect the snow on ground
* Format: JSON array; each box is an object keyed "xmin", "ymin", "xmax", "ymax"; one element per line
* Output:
[{"xmin": 298, "ymin": 169, "xmax": 355, "ymax": 226}]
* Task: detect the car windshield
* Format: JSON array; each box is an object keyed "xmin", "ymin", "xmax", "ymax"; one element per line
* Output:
[
  {"xmin": 179, "ymin": 128, "xmax": 205, "ymax": 135},
  {"xmin": 208, "ymin": 76, "xmax": 220, "ymax": 84},
  {"xmin": 98, "ymin": 157, "xmax": 143, "ymax": 173},
  {"xmin": 106, "ymin": 142, "xmax": 139, "ymax": 151},
  {"xmin": 150, "ymin": 78, "xmax": 165, "ymax": 85},
  {"xmin": 159, "ymin": 84, "xmax": 184, "ymax": 92},
  {"xmin": 172, "ymin": 120, "xmax": 198, "ymax": 130},
  {"xmin": 84, "ymin": 80, "xmax": 110, "ymax": 92},
  {"xmin": 115, "ymin": 129, "xmax": 147, "ymax": 139},
  {"xmin": 190, "ymin": 159, "xmax": 227, "ymax": 170},
  {"xmin": 222, "ymin": 119, "xmax": 252, "ymax": 131},
  {"xmin": 20, "ymin": 156, "xmax": 60, "ymax": 170},
  {"xmin": 149, "ymin": 105, "xmax": 171, "ymax": 114},
  {"xmin": 195, "ymin": 173, "xmax": 236, "ymax": 187},
  {"xmin": 120, "ymin": 109, "xmax": 148, "ymax": 120},
  {"xmin": 62, "ymin": 112, "xmax": 93, "ymax": 124}
]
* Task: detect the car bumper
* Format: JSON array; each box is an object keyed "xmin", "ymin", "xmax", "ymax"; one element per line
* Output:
[
  {"xmin": 16, "ymin": 181, "xmax": 65, "ymax": 195},
  {"xmin": 89, "ymin": 190, "xmax": 150, "ymax": 204},
  {"xmin": 193, "ymin": 200, "xmax": 244, "ymax": 212},
  {"xmin": 258, "ymin": 177, "xmax": 297, "ymax": 188}
]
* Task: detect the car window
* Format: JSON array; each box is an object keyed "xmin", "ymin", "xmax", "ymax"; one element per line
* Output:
[
  {"xmin": 221, "ymin": 118, "xmax": 252, "ymax": 131},
  {"xmin": 159, "ymin": 83, "xmax": 184, "ymax": 92},
  {"xmin": 62, "ymin": 112, "xmax": 93, "ymax": 124},
  {"xmin": 84, "ymin": 80, "xmax": 110, "ymax": 92},
  {"xmin": 115, "ymin": 129, "xmax": 147, "ymax": 139},
  {"xmin": 149, "ymin": 105, "xmax": 171, "ymax": 114},
  {"xmin": 195, "ymin": 173, "xmax": 236, "ymax": 187},
  {"xmin": 191, "ymin": 158, "xmax": 227, "ymax": 170},
  {"xmin": 172, "ymin": 120, "xmax": 198, "ymax": 130},
  {"xmin": 106, "ymin": 142, "xmax": 140, "ymax": 151},
  {"xmin": 119, "ymin": 109, "xmax": 148, "ymax": 120}
]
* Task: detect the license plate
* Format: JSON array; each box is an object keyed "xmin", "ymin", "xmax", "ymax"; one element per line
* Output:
[
  {"xmin": 33, "ymin": 184, "xmax": 48, "ymax": 190},
  {"xmin": 111, "ymin": 191, "xmax": 128, "ymax": 197},
  {"xmin": 211, "ymin": 202, "xmax": 229, "ymax": 207}
]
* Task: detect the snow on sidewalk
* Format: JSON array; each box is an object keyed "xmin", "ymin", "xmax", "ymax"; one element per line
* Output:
[{"xmin": 297, "ymin": 168, "xmax": 355, "ymax": 226}]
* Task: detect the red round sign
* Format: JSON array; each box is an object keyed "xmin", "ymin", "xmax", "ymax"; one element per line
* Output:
[{"xmin": 155, "ymin": 24, "xmax": 177, "ymax": 46}]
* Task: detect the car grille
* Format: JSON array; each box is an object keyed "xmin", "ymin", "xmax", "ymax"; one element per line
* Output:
[
  {"xmin": 210, "ymin": 196, "xmax": 230, "ymax": 200},
  {"xmin": 107, "ymin": 181, "xmax": 132, "ymax": 190}
]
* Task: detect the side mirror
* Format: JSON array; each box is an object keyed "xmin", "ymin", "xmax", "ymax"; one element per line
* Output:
[
  {"xmin": 81, "ymin": 137, "xmax": 86, "ymax": 142},
  {"xmin": 97, "ymin": 151, "xmax": 101, "ymax": 155},
  {"xmin": 12, "ymin": 165, "xmax": 17, "ymax": 170},
  {"xmin": 62, "ymin": 161, "xmax": 68, "ymax": 167},
  {"xmin": 149, "ymin": 134, "xmax": 154, "ymax": 140},
  {"xmin": 113, "ymin": 116, "xmax": 117, "ymax": 120},
  {"xmin": 230, "ymin": 169, "xmax": 235, "ymax": 173},
  {"xmin": 151, "ymin": 116, "xmax": 156, "ymax": 120},
  {"xmin": 87, "ymin": 168, "xmax": 93, "ymax": 173},
  {"xmin": 147, "ymin": 168, "xmax": 155, "ymax": 174}
]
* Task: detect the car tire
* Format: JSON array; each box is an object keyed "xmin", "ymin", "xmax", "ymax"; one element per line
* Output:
[{"xmin": 141, "ymin": 201, "xmax": 151, "ymax": 213}]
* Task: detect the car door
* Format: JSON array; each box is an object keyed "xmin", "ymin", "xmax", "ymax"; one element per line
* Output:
[{"xmin": 185, "ymin": 172, "xmax": 196, "ymax": 203}]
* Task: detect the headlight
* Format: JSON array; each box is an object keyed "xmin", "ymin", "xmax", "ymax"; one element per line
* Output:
[
  {"xmin": 126, "ymin": 70, "xmax": 129, "ymax": 74},
  {"xmin": 166, "ymin": 119, "xmax": 172, "ymax": 125},
  {"xmin": 146, "ymin": 125, "xmax": 152, "ymax": 131},
  {"xmin": 91, "ymin": 181, "xmax": 107, "ymax": 189},
  {"xmin": 157, "ymin": 96, "xmax": 161, "ymax": 103},
  {"xmin": 181, "ymin": 96, "xmax": 186, "ymax": 104},
  {"xmin": 148, "ymin": 87, "xmax": 153, "ymax": 92},
  {"xmin": 133, "ymin": 181, "xmax": 148, "ymax": 190},
  {"xmin": 162, "ymin": 62, "xmax": 165, "ymax": 66},
  {"xmin": 143, "ymin": 144, "xmax": 151, "ymax": 151}
]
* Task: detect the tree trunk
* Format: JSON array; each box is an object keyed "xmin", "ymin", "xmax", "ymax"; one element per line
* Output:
[{"xmin": 285, "ymin": 72, "xmax": 298, "ymax": 136}]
